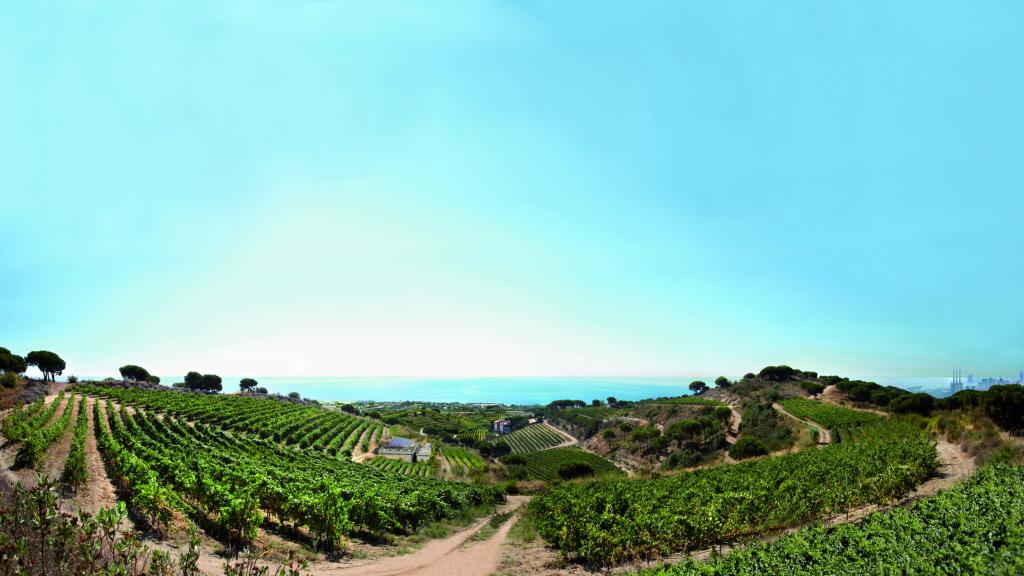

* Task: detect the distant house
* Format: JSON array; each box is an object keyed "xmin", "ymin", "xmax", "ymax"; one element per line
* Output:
[
  {"xmin": 493, "ymin": 419, "xmax": 512, "ymax": 434},
  {"xmin": 376, "ymin": 437, "xmax": 432, "ymax": 463}
]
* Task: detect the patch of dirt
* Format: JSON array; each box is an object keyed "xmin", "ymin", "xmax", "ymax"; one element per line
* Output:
[
  {"xmin": 75, "ymin": 396, "xmax": 120, "ymax": 516},
  {"xmin": 317, "ymin": 496, "xmax": 530, "ymax": 576}
]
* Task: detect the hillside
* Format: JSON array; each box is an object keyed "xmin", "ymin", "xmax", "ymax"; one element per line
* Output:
[{"xmin": 0, "ymin": 365, "xmax": 1022, "ymax": 576}]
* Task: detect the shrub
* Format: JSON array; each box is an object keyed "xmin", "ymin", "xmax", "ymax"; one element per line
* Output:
[
  {"xmin": 729, "ymin": 437, "xmax": 769, "ymax": 459},
  {"xmin": 1, "ymin": 372, "xmax": 17, "ymax": 388},
  {"xmin": 502, "ymin": 454, "xmax": 527, "ymax": 466},
  {"xmin": 556, "ymin": 461, "xmax": 595, "ymax": 480}
]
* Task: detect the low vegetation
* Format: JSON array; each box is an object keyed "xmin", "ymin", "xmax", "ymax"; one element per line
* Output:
[
  {"xmin": 778, "ymin": 397, "xmax": 882, "ymax": 429},
  {"xmin": 635, "ymin": 464, "xmax": 1024, "ymax": 575},
  {"xmin": 531, "ymin": 421, "xmax": 937, "ymax": 566},
  {"xmin": 501, "ymin": 424, "xmax": 567, "ymax": 454}
]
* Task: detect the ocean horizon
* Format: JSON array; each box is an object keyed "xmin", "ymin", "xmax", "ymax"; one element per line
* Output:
[{"xmin": 77, "ymin": 374, "xmax": 957, "ymax": 405}]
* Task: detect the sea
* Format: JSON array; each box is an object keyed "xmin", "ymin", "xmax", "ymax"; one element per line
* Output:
[
  {"xmin": 146, "ymin": 376, "xmax": 714, "ymax": 405},
  {"xmin": 133, "ymin": 374, "xmax": 954, "ymax": 406}
]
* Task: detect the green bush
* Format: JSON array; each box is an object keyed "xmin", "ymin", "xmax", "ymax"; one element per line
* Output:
[
  {"xmin": 729, "ymin": 437, "xmax": 769, "ymax": 459},
  {"xmin": 1, "ymin": 371, "xmax": 17, "ymax": 388},
  {"xmin": 556, "ymin": 461, "xmax": 595, "ymax": 480}
]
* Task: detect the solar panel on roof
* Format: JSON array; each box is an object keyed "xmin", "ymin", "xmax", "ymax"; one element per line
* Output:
[{"xmin": 389, "ymin": 437, "xmax": 414, "ymax": 447}]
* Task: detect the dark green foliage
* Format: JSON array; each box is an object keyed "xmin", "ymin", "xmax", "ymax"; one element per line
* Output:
[
  {"xmin": 982, "ymin": 385, "xmax": 1024, "ymax": 433},
  {"xmin": 502, "ymin": 453, "xmax": 527, "ymax": 466},
  {"xmin": 689, "ymin": 381, "xmax": 708, "ymax": 395},
  {"xmin": 799, "ymin": 380, "xmax": 825, "ymax": 395},
  {"xmin": 185, "ymin": 371, "xmax": 202, "ymax": 388},
  {"xmin": 25, "ymin": 350, "xmax": 65, "ymax": 381},
  {"xmin": 254, "ymin": 386, "xmax": 268, "ymax": 394},
  {"xmin": 200, "ymin": 374, "xmax": 222, "ymax": 392},
  {"xmin": 239, "ymin": 377, "xmax": 258, "ymax": 391},
  {"xmin": 548, "ymin": 399, "xmax": 587, "ymax": 409},
  {"xmin": 288, "ymin": 391, "xmax": 301, "ymax": 399},
  {"xmin": 1, "ymin": 371, "xmax": 16, "ymax": 388},
  {"xmin": 0, "ymin": 347, "xmax": 27, "ymax": 374},
  {"xmin": 714, "ymin": 376, "xmax": 731, "ymax": 388},
  {"xmin": 119, "ymin": 364, "xmax": 151, "ymax": 382},
  {"xmin": 557, "ymin": 461, "xmax": 595, "ymax": 480},
  {"xmin": 757, "ymin": 365, "xmax": 797, "ymax": 382},
  {"xmin": 146, "ymin": 375, "xmax": 161, "ymax": 384},
  {"xmin": 728, "ymin": 436, "xmax": 768, "ymax": 459},
  {"xmin": 888, "ymin": 392, "xmax": 934, "ymax": 415}
]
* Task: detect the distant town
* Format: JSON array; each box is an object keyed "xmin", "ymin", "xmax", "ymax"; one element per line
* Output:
[{"xmin": 949, "ymin": 368, "xmax": 1024, "ymax": 394}]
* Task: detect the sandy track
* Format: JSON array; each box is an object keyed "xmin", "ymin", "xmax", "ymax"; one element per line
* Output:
[
  {"xmin": 76, "ymin": 397, "xmax": 120, "ymax": 516},
  {"xmin": 541, "ymin": 422, "xmax": 578, "ymax": 449},
  {"xmin": 772, "ymin": 402, "xmax": 831, "ymax": 444},
  {"xmin": 323, "ymin": 496, "xmax": 529, "ymax": 576}
]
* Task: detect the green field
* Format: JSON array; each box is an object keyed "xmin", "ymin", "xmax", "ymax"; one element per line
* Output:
[
  {"xmin": 501, "ymin": 424, "xmax": 568, "ymax": 454},
  {"xmin": 368, "ymin": 457, "xmax": 432, "ymax": 477},
  {"xmin": 532, "ymin": 421, "xmax": 937, "ymax": 566},
  {"xmin": 520, "ymin": 447, "xmax": 621, "ymax": 481},
  {"xmin": 635, "ymin": 464, "xmax": 1024, "ymax": 575},
  {"xmin": 52, "ymin": 385, "xmax": 496, "ymax": 550},
  {"xmin": 440, "ymin": 444, "xmax": 488, "ymax": 474},
  {"xmin": 778, "ymin": 398, "xmax": 881, "ymax": 429}
]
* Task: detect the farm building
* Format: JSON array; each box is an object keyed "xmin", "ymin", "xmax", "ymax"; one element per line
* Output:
[
  {"xmin": 493, "ymin": 419, "xmax": 512, "ymax": 434},
  {"xmin": 376, "ymin": 437, "xmax": 432, "ymax": 463}
]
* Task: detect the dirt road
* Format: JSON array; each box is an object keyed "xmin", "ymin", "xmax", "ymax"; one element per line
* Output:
[{"xmin": 772, "ymin": 402, "xmax": 831, "ymax": 444}]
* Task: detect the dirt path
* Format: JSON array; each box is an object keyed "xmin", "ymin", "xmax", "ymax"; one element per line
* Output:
[
  {"xmin": 542, "ymin": 422, "xmax": 578, "ymax": 449},
  {"xmin": 772, "ymin": 402, "xmax": 831, "ymax": 444},
  {"xmin": 76, "ymin": 396, "xmax": 120, "ymax": 516},
  {"xmin": 725, "ymin": 406, "xmax": 741, "ymax": 445},
  {"xmin": 318, "ymin": 496, "xmax": 529, "ymax": 576}
]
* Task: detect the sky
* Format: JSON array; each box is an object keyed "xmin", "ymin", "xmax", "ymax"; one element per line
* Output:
[{"xmin": 1, "ymin": 2, "xmax": 1022, "ymax": 380}]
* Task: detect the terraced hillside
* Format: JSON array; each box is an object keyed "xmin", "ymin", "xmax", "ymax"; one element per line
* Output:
[
  {"xmin": 777, "ymin": 398, "xmax": 882, "ymax": 429},
  {"xmin": 519, "ymin": 446, "xmax": 622, "ymax": 481},
  {"xmin": 532, "ymin": 420, "xmax": 938, "ymax": 565},
  {"xmin": 1, "ymin": 386, "xmax": 498, "ymax": 553},
  {"xmin": 501, "ymin": 423, "xmax": 571, "ymax": 454},
  {"xmin": 636, "ymin": 464, "xmax": 1024, "ymax": 575},
  {"xmin": 368, "ymin": 457, "xmax": 432, "ymax": 477}
]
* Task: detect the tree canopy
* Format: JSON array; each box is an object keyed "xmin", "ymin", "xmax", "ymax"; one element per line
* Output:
[
  {"xmin": 239, "ymin": 378, "xmax": 258, "ymax": 392},
  {"xmin": 0, "ymin": 347, "xmax": 27, "ymax": 375},
  {"xmin": 689, "ymin": 381, "xmax": 708, "ymax": 395},
  {"xmin": 25, "ymin": 350, "xmax": 65, "ymax": 382},
  {"xmin": 199, "ymin": 374, "xmax": 222, "ymax": 392},
  {"xmin": 184, "ymin": 371, "xmax": 202, "ymax": 389},
  {"xmin": 119, "ymin": 364, "xmax": 151, "ymax": 382}
]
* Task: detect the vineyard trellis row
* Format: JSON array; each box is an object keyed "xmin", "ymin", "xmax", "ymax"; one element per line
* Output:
[
  {"xmin": 531, "ymin": 420, "xmax": 939, "ymax": 566},
  {"xmin": 634, "ymin": 464, "xmax": 1024, "ymax": 575},
  {"xmin": 501, "ymin": 424, "xmax": 567, "ymax": 454},
  {"xmin": 84, "ymin": 393, "xmax": 497, "ymax": 551},
  {"xmin": 72, "ymin": 385, "xmax": 373, "ymax": 457}
]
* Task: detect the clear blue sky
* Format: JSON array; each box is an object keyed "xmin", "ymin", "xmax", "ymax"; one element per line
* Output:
[{"xmin": 2, "ymin": 2, "xmax": 1022, "ymax": 379}]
